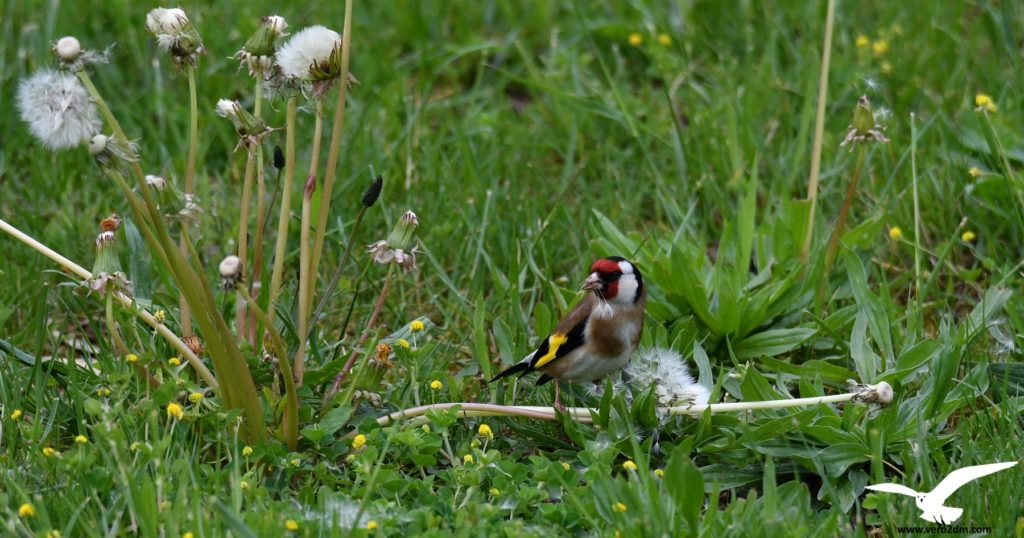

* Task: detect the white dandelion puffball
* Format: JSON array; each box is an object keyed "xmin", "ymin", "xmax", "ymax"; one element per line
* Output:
[
  {"xmin": 625, "ymin": 347, "xmax": 710, "ymax": 407},
  {"xmin": 146, "ymin": 7, "xmax": 189, "ymax": 35},
  {"xmin": 219, "ymin": 255, "xmax": 242, "ymax": 277},
  {"xmin": 275, "ymin": 25, "xmax": 341, "ymax": 80},
  {"xmin": 17, "ymin": 69, "xmax": 100, "ymax": 150}
]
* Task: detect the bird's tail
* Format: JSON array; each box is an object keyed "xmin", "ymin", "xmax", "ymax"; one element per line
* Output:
[{"xmin": 489, "ymin": 353, "xmax": 535, "ymax": 383}]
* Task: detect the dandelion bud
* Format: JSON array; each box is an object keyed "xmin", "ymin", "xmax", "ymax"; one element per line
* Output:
[
  {"xmin": 54, "ymin": 36, "xmax": 81, "ymax": 62},
  {"xmin": 90, "ymin": 133, "xmax": 139, "ymax": 174},
  {"xmin": 146, "ymin": 7, "xmax": 203, "ymax": 66},
  {"xmin": 852, "ymin": 95, "xmax": 875, "ymax": 134},
  {"xmin": 362, "ymin": 175, "xmax": 383, "ymax": 207},
  {"xmin": 273, "ymin": 145, "xmax": 285, "ymax": 169},
  {"xmin": 236, "ymin": 15, "xmax": 288, "ymax": 79},
  {"xmin": 387, "ymin": 211, "xmax": 419, "ymax": 251},
  {"xmin": 89, "ymin": 214, "xmax": 130, "ymax": 293},
  {"xmin": 368, "ymin": 211, "xmax": 420, "ymax": 272},
  {"xmin": 89, "ymin": 134, "xmax": 108, "ymax": 155},
  {"xmin": 216, "ymin": 99, "xmax": 270, "ymax": 149},
  {"xmin": 18, "ymin": 69, "xmax": 100, "ymax": 150},
  {"xmin": 219, "ymin": 255, "xmax": 243, "ymax": 289},
  {"xmin": 145, "ymin": 174, "xmax": 167, "ymax": 191}
]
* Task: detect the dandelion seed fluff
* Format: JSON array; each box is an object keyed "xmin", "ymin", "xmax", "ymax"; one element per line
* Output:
[
  {"xmin": 276, "ymin": 25, "xmax": 341, "ymax": 80},
  {"xmin": 624, "ymin": 347, "xmax": 710, "ymax": 407},
  {"xmin": 17, "ymin": 69, "xmax": 100, "ymax": 150}
]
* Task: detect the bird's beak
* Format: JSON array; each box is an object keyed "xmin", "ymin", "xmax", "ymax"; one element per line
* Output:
[{"xmin": 581, "ymin": 272, "xmax": 602, "ymax": 292}]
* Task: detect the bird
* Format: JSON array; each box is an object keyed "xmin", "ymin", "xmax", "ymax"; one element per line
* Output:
[
  {"xmin": 865, "ymin": 461, "xmax": 1017, "ymax": 524},
  {"xmin": 490, "ymin": 256, "xmax": 646, "ymax": 411}
]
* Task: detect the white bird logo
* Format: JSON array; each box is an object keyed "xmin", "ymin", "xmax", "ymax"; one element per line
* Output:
[{"xmin": 866, "ymin": 461, "xmax": 1017, "ymax": 524}]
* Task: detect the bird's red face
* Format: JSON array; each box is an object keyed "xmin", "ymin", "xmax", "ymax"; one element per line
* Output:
[{"xmin": 582, "ymin": 257, "xmax": 643, "ymax": 304}]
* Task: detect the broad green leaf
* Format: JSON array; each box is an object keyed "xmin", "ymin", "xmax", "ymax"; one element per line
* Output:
[
  {"xmin": 665, "ymin": 444, "xmax": 704, "ymax": 532},
  {"xmin": 733, "ymin": 328, "xmax": 816, "ymax": 359}
]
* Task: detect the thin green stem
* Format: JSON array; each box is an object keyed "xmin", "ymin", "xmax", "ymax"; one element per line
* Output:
[
  {"xmin": 236, "ymin": 147, "xmax": 256, "ymax": 337},
  {"xmin": 800, "ymin": 0, "xmax": 837, "ymax": 261},
  {"xmin": 250, "ymin": 87, "xmax": 267, "ymax": 347},
  {"xmin": 295, "ymin": 99, "xmax": 325, "ymax": 385},
  {"xmin": 268, "ymin": 97, "xmax": 298, "ymax": 326},
  {"xmin": 180, "ymin": 65, "xmax": 199, "ymax": 338},
  {"xmin": 910, "ymin": 113, "xmax": 923, "ymax": 333}
]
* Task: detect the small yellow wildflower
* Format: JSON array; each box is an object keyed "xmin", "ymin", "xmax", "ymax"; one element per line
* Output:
[
  {"xmin": 285, "ymin": 519, "xmax": 299, "ymax": 531},
  {"xmin": 612, "ymin": 502, "xmax": 627, "ymax": 513},
  {"xmin": 490, "ymin": 487, "xmax": 501, "ymax": 496},
  {"xmin": 872, "ymin": 39, "xmax": 889, "ymax": 56},
  {"xmin": 126, "ymin": 353, "xmax": 138, "ymax": 363},
  {"xmin": 367, "ymin": 521, "xmax": 379, "ymax": 530},
  {"xmin": 42, "ymin": 447, "xmax": 58, "ymax": 457},
  {"xmin": 478, "ymin": 423, "xmax": 494, "ymax": 440},
  {"xmin": 421, "ymin": 424, "xmax": 431, "ymax": 433},
  {"xmin": 154, "ymin": 309, "xmax": 166, "ymax": 322},
  {"xmin": 130, "ymin": 442, "xmax": 143, "ymax": 451},
  {"xmin": 654, "ymin": 468, "xmax": 665, "ymax": 478},
  {"xmin": 430, "ymin": 380, "xmax": 443, "ymax": 390},
  {"xmin": 889, "ymin": 226, "xmax": 902, "ymax": 241},
  {"xmin": 168, "ymin": 357, "xmax": 182, "ymax": 366},
  {"xmin": 346, "ymin": 454, "xmax": 356, "ymax": 463},
  {"xmin": 962, "ymin": 230, "xmax": 977, "ymax": 242},
  {"xmin": 657, "ymin": 33, "xmax": 671, "ymax": 46},
  {"xmin": 10, "ymin": 409, "xmax": 22, "ymax": 421},
  {"xmin": 975, "ymin": 93, "xmax": 997, "ymax": 113},
  {"xmin": 290, "ymin": 458, "xmax": 301, "ymax": 467},
  {"xmin": 855, "ymin": 34, "xmax": 869, "ymax": 48},
  {"xmin": 470, "ymin": 438, "xmax": 481, "ymax": 449},
  {"xmin": 463, "ymin": 454, "xmax": 474, "ymax": 464},
  {"xmin": 74, "ymin": 434, "xmax": 88, "ymax": 444},
  {"xmin": 166, "ymin": 402, "xmax": 184, "ymax": 420},
  {"xmin": 242, "ymin": 446, "xmax": 253, "ymax": 457},
  {"xmin": 622, "ymin": 460, "xmax": 638, "ymax": 471},
  {"xmin": 18, "ymin": 503, "xmax": 35, "ymax": 518},
  {"xmin": 353, "ymin": 434, "xmax": 367, "ymax": 450},
  {"xmin": 410, "ymin": 320, "xmax": 426, "ymax": 332},
  {"xmin": 396, "ymin": 338, "xmax": 411, "ymax": 349},
  {"xmin": 188, "ymin": 392, "xmax": 203, "ymax": 404},
  {"xmin": 97, "ymin": 387, "xmax": 111, "ymax": 397},
  {"xmin": 561, "ymin": 462, "xmax": 571, "ymax": 471},
  {"xmin": 47, "ymin": 531, "xmax": 62, "ymax": 538},
  {"xmin": 969, "ymin": 166, "xmax": 983, "ymax": 178},
  {"xmin": 628, "ymin": 33, "xmax": 643, "ymax": 47},
  {"xmin": 183, "ymin": 533, "xmax": 194, "ymax": 538},
  {"xmin": 240, "ymin": 480, "xmax": 250, "ymax": 490}
]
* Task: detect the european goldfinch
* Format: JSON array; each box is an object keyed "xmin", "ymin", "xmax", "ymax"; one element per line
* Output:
[{"xmin": 491, "ymin": 256, "xmax": 646, "ymax": 410}]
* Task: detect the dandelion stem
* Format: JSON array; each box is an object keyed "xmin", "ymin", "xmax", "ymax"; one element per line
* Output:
[
  {"xmin": 236, "ymin": 144, "xmax": 256, "ymax": 338},
  {"xmin": 268, "ymin": 97, "xmax": 298, "ymax": 326},
  {"xmin": 818, "ymin": 145, "xmax": 866, "ymax": 311},
  {"xmin": 800, "ymin": 0, "xmax": 837, "ymax": 261},
  {"xmin": 295, "ymin": 99, "xmax": 325, "ymax": 385},
  {"xmin": 180, "ymin": 65, "xmax": 199, "ymax": 338},
  {"xmin": 910, "ymin": 113, "xmax": 923, "ymax": 331},
  {"xmin": 250, "ymin": 88, "xmax": 267, "ymax": 347},
  {"xmin": 0, "ymin": 217, "xmax": 216, "ymax": 387}
]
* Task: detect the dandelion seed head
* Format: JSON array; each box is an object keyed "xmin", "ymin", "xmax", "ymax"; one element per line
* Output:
[
  {"xmin": 146, "ymin": 8, "xmax": 188, "ymax": 35},
  {"xmin": 624, "ymin": 347, "xmax": 710, "ymax": 407},
  {"xmin": 54, "ymin": 36, "xmax": 81, "ymax": 61},
  {"xmin": 17, "ymin": 69, "xmax": 100, "ymax": 150},
  {"xmin": 276, "ymin": 25, "xmax": 342, "ymax": 81}
]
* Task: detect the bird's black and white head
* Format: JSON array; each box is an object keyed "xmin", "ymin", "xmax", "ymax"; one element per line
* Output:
[{"xmin": 581, "ymin": 256, "xmax": 644, "ymax": 306}]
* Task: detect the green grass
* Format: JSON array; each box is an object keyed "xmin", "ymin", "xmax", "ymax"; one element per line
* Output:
[{"xmin": 2, "ymin": 0, "xmax": 1024, "ymax": 536}]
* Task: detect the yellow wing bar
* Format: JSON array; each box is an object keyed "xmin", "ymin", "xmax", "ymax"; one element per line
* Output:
[{"xmin": 533, "ymin": 333, "xmax": 568, "ymax": 368}]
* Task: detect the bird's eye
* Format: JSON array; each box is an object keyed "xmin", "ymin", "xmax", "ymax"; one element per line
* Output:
[{"xmin": 605, "ymin": 270, "xmax": 623, "ymax": 279}]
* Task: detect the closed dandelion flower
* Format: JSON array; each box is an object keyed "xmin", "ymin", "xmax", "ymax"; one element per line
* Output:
[
  {"xmin": 396, "ymin": 338, "xmax": 411, "ymax": 349},
  {"xmin": 18, "ymin": 503, "xmax": 35, "ymax": 518},
  {"xmin": 166, "ymin": 402, "xmax": 184, "ymax": 420},
  {"xmin": 657, "ymin": 33, "xmax": 672, "ymax": 46},
  {"xmin": 969, "ymin": 166, "xmax": 983, "ymax": 178},
  {"xmin": 478, "ymin": 423, "xmax": 494, "ymax": 440},
  {"xmin": 242, "ymin": 446, "xmax": 253, "ymax": 457},
  {"xmin": 430, "ymin": 380, "xmax": 443, "ymax": 390},
  {"xmin": 126, "ymin": 353, "xmax": 138, "ymax": 363},
  {"xmin": 168, "ymin": 357, "xmax": 182, "ymax": 366},
  {"xmin": 145, "ymin": 7, "xmax": 203, "ymax": 66},
  {"xmin": 367, "ymin": 521, "xmax": 379, "ymax": 530},
  {"xmin": 285, "ymin": 519, "xmax": 299, "ymax": 531},
  {"xmin": 17, "ymin": 69, "xmax": 100, "ymax": 150},
  {"xmin": 10, "ymin": 409, "xmax": 22, "ymax": 420},
  {"xmin": 612, "ymin": 502, "xmax": 627, "ymax": 513},
  {"xmin": 42, "ymin": 447, "xmax": 59, "ymax": 457},
  {"xmin": 624, "ymin": 348, "xmax": 710, "ymax": 407},
  {"xmin": 410, "ymin": 320, "xmax": 426, "ymax": 332},
  {"xmin": 872, "ymin": 39, "xmax": 889, "ymax": 56},
  {"xmin": 188, "ymin": 392, "xmax": 203, "ymax": 404},
  {"xmin": 962, "ymin": 230, "xmax": 977, "ymax": 242},
  {"xmin": 628, "ymin": 33, "xmax": 643, "ymax": 47},
  {"xmin": 855, "ymin": 34, "xmax": 869, "ymax": 48},
  {"xmin": 975, "ymin": 93, "xmax": 997, "ymax": 113},
  {"xmin": 622, "ymin": 460, "xmax": 638, "ymax": 471},
  {"xmin": 369, "ymin": 211, "xmax": 421, "ymax": 272},
  {"xmin": 840, "ymin": 95, "xmax": 890, "ymax": 149},
  {"xmin": 889, "ymin": 226, "xmax": 902, "ymax": 241},
  {"xmin": 463, "ymin": 454, "xmax": 474, "ymax": 464},
  {"xmin": 216, "ymin": 99, "xmax": 270, "ymax": 149},
  {"xmin": 74, "ymin": 434, "xmax": 88, "ymax": 444},
  {"xmin": 352, "ymin": 434, "xmax": 367, "ymax": 450},
  {"xmin": 235, "ymin": 15, "xmax": 289, "ymax": 79}
]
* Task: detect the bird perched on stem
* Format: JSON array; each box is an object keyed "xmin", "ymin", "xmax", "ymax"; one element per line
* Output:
[{"xmin": 491, "ymin": 256, "xmax": 646, "ymax": 411}]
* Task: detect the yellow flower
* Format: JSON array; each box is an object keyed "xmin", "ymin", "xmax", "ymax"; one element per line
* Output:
[
  {"xmin": 657, "ymin": 33, "xmax": 671, "ymax": 46},
  {"xmin": 654, "ymin": 468, "xmax": 665, "ymax": 478},
  {"xmin": 561, "ymin": 462, "xmax": 571, "ymax": 471},
  {"xmin": 975, "ymin": 93, "xmax": 998, "ymax": 113},
  {"xmin": 430, "ymin": 380, "xmax": 443, "ymax": 390},
  {"xmin": 126, "ymin": 353, "xmax": 138, "ymax": 363},
  {"xmin": 240, "ymin": 480, "xmax": 250, "ymax": 490},
  {"xmin": 168, "ymin": 357, "xmax": 182, "ymax": 366},
  {"xmin": 410, "ymin": 320, "xmax": 426, "ymax": 332},
  {"xmin": 612, "ymin": 502, "xmax": 627, "ymax": 513},
  {"xmin": 489, "ymin": 487, "xmax": 501, "ymax": 496},
  {"xmin": 166, "ymin": 402, "xmax": 184, "ymax": 420},
  {"xmin": 242, "ymin": 446, "xmax": 253, "ymax": 457},
  {"xmin": 130, "ymin": 442, "xmax": 143, "ymax": 451},
  {"xmin": 18, "ymin": 503, "xmax": 35, "ymax": 517},
  {"xmin": 478, "ymin": 423, "xmax": 494, "ymax": 440},
  {"xmin": 396, "ymin": 338, "xmax": 411, "ymax": 349},
  {"xmin": 872, "ymin": 39, "xmax": 889, "ymax": 56},
  {"xmin": 463, "ymin": 454, "xmax": 474, "ymax": 464},
  {"xmin": 290, "ymin": 458, "xmax": 301, "ymax": 467},
  {"xmin": 855, "ymin": 34, "xmax": 869, "ymax": 48},
  {"xmin": 183, "ymin": 533, "xmax": 194, "ymax": 538},
  {"xmin": 74, "ymin": 434, "xmax": 88, "ymax": 444},
  {"xmin": 962, "ymin": 230, "xmax": 977, "ymax": 242},
  {"xmin": 285, "ymin": 519, "xmax": 299, "ymax": 531},
  {"xmin": 969, "ymin": 166, "xmax": 983, "ymax": 178},
  {"xmin": 42, "ymin": 447, "xmax": 58, "ymax": 457},
  {"xmin": 10, "ymin": 409, "xmax": 22, "ymax": 421},
  {"xmin": 353, "ymin": 434, "xmax": 367, "ymax": 450},
  {"xmin": 367, "ymin": 521, "xmax": 379, "ymax": 530},
  {"xmin": 47, "ymin": 531, "xmax": 62, "ymax": 538},
  {"xmin": 622, "ymin": 460, "xmax": 638, "ymax": 471},
  {"xmin": 888, "ymin": 226, "xmax": 902, "ymax": 241},
  {"xmin": 97, "ymin": 387, "xmax": 111, "ymax": 397},
  {"xmin": 628, "ymin": 33, "xmax": 643, "ymax": 47},
  {"xmin": 421, "ymin": 424, "xmax": 431, "ymax": 433},
  {"xmin": 188, "ymin": 392, "xmax": 203, "ymax": 404},
  {"xmin": 154, "ymin": 310, "xmax": 166, "ymax": 322}
]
